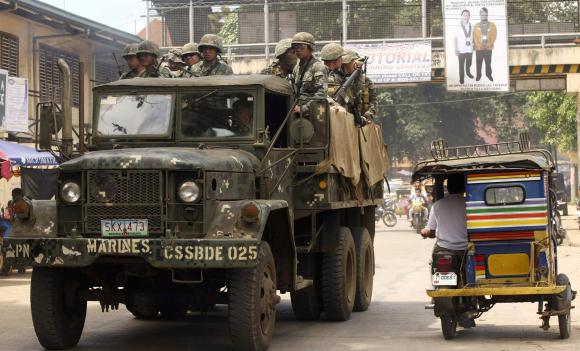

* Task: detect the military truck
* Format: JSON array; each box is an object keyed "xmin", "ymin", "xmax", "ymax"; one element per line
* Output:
[{"xmin": 2, "ymin": 60, "xmax": 388, "ymax": 351}]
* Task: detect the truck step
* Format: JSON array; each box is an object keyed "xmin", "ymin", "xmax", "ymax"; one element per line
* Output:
[{"xmin": 295, "ymin": 276, "xmax": 314, "ymax": 290}]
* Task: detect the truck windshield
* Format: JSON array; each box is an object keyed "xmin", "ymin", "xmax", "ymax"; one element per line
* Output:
[
  {"xmin": 180, "ymin": 92, "xmax": 255, "ymax": 138},
  {"xmin": 97, "ymin": 94, "xmax": 172, "ymax": 136}
]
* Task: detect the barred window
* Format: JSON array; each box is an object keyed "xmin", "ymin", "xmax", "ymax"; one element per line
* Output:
[
  {"xmin": 39, "ymin": 44, "xmax": 80, "ymax": 106},
  {"xmin": 0, "ymin": 31, "xmax": 19, "ymax": 76}
]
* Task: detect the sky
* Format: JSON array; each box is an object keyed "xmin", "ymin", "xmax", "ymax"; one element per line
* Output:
[{"xmin": 39, "ymin": 0, "xmax": 148, "ymax": 34}]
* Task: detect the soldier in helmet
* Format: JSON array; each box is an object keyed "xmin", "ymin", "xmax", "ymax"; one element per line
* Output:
[
  {"xmin": 190, "ymin": 34, "xmax": 233, "ymax": 77},
  {"xmin": 167, "ymin": 51, "xmax": 188, "ymax": 78},
  {"xmin": 320, "ymin": 43, "xmax": 345, "ymax": 98},
  {"xmin": 342, "ymin": 49, "xmax": 376, "ymax": 122},
  {"xmin": 136, "ymin": 40, "xmax": 172, "ymax": 78},
  {"xmin": 119, "ymin": 43, "xmax": 144, "ymax": 80},
  {"xmin": 181, "ymin": 42, "xmax": 202, "ymax": 73},
  {"xmin": 291, "ymin": 32, "xmax": 327, "ymax": 112},
  {"xmin": 262, "ymin": 38, "xmax": 297, "ymax": 79}
]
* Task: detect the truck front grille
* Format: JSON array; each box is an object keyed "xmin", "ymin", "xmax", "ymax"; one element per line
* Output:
[{"xmin": 84, "ymin": 170, "xmax": 164, "ymax": 235}]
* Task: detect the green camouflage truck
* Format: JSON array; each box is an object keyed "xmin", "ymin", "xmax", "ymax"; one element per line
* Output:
[{"xmin": 2, "ymin": 60, "xmax": 388, "ymax": 351}]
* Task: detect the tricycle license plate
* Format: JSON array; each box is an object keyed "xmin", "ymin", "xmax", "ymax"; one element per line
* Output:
[
  {"xmin": 101, "ymin": 219, "xmax": 148, "ymax": 237},
  {"xmin": 432, "ymin": 272, "xmax": 457, "ymax": 286}
]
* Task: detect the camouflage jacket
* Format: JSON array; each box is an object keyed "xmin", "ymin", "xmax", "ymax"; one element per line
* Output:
[
  {"xmin": 361, "ymin": 75, "xmax": 377, "ymax": 120},
  {"xmin": 191, "ymin": 60, "xmax": 234, "ymax": 77},
  {"xmin": 261, "ymin": 63, "xmax": 290, "ymax": 79},
  {"xmin": 292, "ymin": 56, "xmax": 327, "ymax": 105},
  {"xmin": 119, "ymin": 69, "xmax": 141, "ymax": 80},
  {"xmin": 138, "ymin": 65, "xmax": 173, "ymax": 78},
  {"xmin": 327, "ymin": 68, "xmax": 345, "ymax": 98}
]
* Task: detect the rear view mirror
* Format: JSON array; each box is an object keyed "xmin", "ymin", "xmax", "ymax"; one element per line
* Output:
[{"xmin": 36, "ymin": 102, "xmax": 63, "ymax": 151}]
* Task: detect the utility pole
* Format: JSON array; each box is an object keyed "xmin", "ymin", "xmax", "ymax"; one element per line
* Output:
[
  {"xmin": 145, "ymin": 1, "xmax": 150, "ymax": 41},
  {"xmin": 342, "ymin": 0, "xmax": 348, "ymax": 43},
  {"xmin": 189, "ymin": 0, "xmax": 194, "ymax": 44},
  {"xmin": 264, "ymin": 0, "xmax": 270, "ymax": 63}
]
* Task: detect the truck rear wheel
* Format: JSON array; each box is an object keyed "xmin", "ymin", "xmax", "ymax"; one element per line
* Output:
[
  {"xmin": 30, "ymin": 267, "xmax": 86, "ymax": 350},
  {"xmin": 352, "ymin": 227, "xmax": 374, "ymax": 312},
  {"xmin": 291, "ymin": 254, "xmax": 321, "ymax": 320},
  {"xmin": 322, "ymin": 227, "xmax": 356, "ymax": 321},
  {"xmin": 229, "ymin": 241, "xmax": 279, "ymax": 351}
]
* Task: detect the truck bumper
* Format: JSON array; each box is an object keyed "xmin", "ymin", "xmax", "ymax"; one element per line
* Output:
[
  {"xmin": 427, "ymin": 286, "xmax": 566, "ymax": 298},
  {"xmin": 1, "ymin": 237, "xmax": 260, "ymax": 269}
]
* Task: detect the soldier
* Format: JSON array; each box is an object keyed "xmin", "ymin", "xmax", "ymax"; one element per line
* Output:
[
  {"xmin": 291, "ymin": 32, "xmax": 327, "ymax": 112},
  {"xmin": 167, "ymin": 52, "xmax": 187, "ymax": 78},
  {"xmin": 119, "ymin": 43, "xmax": 144, "ymax": 80},
  {"xmin": 181, "ymin": 42, "xmax": 202, "ymax": 74},
  {"xmin": 342, "ymin": 49, "xmax": 377, "ymax": 122},
  {"xmin": 136, "ymin": 40, "xmax": 172, "ymax": 78},
  {"xmin": 261, "ymin": 38, "xmax": 297, "ymax": 79},
  {"xmin": 191, "ymin": 34, "xmax": 233, "ymax": 76},
  {"xmin": 320, "ymin": 43, "xmax": 345, "ymax": 98}
]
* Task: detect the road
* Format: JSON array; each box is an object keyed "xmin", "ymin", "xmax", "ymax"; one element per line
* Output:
[{"xmin": 1, "ymin": 215, "xmax": 579, "ymax": 351}]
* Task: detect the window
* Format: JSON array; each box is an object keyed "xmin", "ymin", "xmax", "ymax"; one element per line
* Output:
[
  {"xmin": 0, "ymin": 32, "xmax": 19, "ymax": 76},
  {"xmin": 39, "ymin": 44, "xmax": 80, "ymax": 106},
  {"xmin": 485, "ymin": 186, "xmax": 525, "ymax": 206}
]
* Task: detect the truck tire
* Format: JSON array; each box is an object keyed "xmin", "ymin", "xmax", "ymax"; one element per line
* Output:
[
  {"xmin": 322, "ymin": 226, "xmax": 356, "ymax": 321},
  {"xmin": 159, "ymin": 302, "xmax": 188, "ymax": 319},
  {"xmin": 30, "ymin": 267, "xmax": 87, "ymax": 350},
  {"xmin": 291, "ymin": 254, "xmax": 321, "ymax": 320},
  {"xmin": 351, "ymin": 227, "xmax": 374, "ymax": 312},
  {"xmin": 126, "ymin": 292, "xmax": 159, "ymax": 320},
  {"xmin": 229, "ymin": 241, "xmax": 278, "ymax": 351}
]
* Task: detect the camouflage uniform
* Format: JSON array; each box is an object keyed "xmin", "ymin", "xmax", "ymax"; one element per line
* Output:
[
  {"xmin": 360, "ymin": 75, "xmax": 377, "ymax": 120},
  {"xmin": 341, "ymin": 49, "xmax": 367, "ymax": 116},
  {"xmin": 191, "ymin": 34, "xmax": 233, "ymax": 77},
  {"xmin": 136, "ymin": 40, "xmax": 173, "ymax": 78},
  {"xmin": 291, "ymin": 32, "xmax": 327, "ymax": 105},
  {"xmin": 119, "ymin": 44, "xmax": 142, "ymax": 80},
  {"xmin": 262, "ymin": 38, "xmax": 295, "ymax": 80},
  {"xmin": 320, "ymin": 43, "xmax": 345, "ymax": 99},
  {"xmin": 181, "ymin": 42, "xmax": 201, "ymax": 77}
]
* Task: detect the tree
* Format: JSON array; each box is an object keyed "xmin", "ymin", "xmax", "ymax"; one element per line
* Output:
[{"xmin": 524, "ymin": 92, "xmax": 577, "ymax": 151}]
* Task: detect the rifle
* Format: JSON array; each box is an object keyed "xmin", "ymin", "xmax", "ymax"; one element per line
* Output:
[
  {"xmin": 332, "ymin": 56, "xmax": 369, "ymax": 127},
  {"xmin": 112, "ymin": 53, "xmax": 123, "ymax": 78}
]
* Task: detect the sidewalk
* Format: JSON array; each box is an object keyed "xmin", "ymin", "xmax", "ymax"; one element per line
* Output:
[{"xmin": 561, "ymin": 203, "xmax": 578, "ymax": 247}]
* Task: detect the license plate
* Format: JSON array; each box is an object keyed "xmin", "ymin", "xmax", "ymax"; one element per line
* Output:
[
  {"xmin": 432, "ymin": 272, "xmax": 457, "ymax": 286},
  {"xmin": 101, "ymin": 219, "xmax": 148, "ymax": 237}
]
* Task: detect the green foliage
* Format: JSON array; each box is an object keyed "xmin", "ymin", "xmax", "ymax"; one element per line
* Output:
[
  {"xmin": 219, "ymin": 12, "xmax": 239, "ymax": 45},
  {"xmin": 524, "ymin": 92, "xmax": 577, "ymax": 151}
]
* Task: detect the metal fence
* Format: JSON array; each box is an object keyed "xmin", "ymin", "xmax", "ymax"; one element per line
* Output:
[{"xmin": 147, "ymin": 0, "xmax": 580, "ymax": 59}]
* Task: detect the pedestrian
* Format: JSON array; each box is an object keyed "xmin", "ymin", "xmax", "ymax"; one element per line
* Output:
[
  {"xmin": 262, "ymin": 38, "xmax": 297, "ymax": 79},
  {"xmin": 320, "ymin": 43, "xmax": 345, "ymax": 99},
  {"xmin": 119, "ymin": 43, "xmax": 144, "ymax": 80},
  {"xmin": 454, "ymin": 9, "xmax": 474, "ymax": 84},
  {"xmin": 473, "ymin": 7, "xmax": 497, "ymax": 82},
  {"xmin": 136, "ymin": 40, "xmax": 172, "ymax": 78},
  {"xmin": 191, "ymin": 34, "xmax": 233, "ymax": 77},
  {"xmin": 291, "ymin": 32, "xmax": 327, "ymax": 112},
  {"xmin": 181, "ymin": 42, "xmax": 202, "ymax": 76}
]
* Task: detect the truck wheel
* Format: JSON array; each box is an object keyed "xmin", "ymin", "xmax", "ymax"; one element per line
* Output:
[
  {"xmin": 322, "ymin": 227, "xmax": 356, "ymax": 321},
  {"xmin": 126, "ymin": 292, "xmax": 159, "ymax": 320},
  {"xmin": 352, "ymin": 227, "xmax": 374, "ymax": 312},
  {"xmin": 229, "ymin": 241, "xmax": 278, "ymax": 351},
  {"xmin": 291, "ymin": 254, "xmax": 321, "ymax": 320},
  {"xmin": 159, "ymin": 302, "xmax": 188, "ymax": 319},
  {"xmin": 30, "ymin": 268, "xmax": 87, "ymax": 350}
]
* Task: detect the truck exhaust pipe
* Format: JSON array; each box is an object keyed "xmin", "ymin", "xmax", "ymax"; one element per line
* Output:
[{"xmin": 57, "ymin": 58, "xmax": 73, "ymax": 157}]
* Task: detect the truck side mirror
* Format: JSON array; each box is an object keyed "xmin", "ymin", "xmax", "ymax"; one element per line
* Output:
[{"xmin": 36, "ymin": 102, "xmax": 63, "ymax": 151}]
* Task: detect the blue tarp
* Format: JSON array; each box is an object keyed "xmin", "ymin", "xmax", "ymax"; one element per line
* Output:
[{"xmin": 0, "ymin": 140, "xmax": 58, "ymax": 166}]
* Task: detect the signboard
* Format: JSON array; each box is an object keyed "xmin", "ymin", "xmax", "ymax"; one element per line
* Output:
[
  {"xmin": 0, "ymin": 69, "xmax": 6, "ymax": 128},
  {"xmin": 2, "ymin": 77, "xmax": 29, "ymax": 133},
  {"xmin": 443, "ymin": 0, "xmax": 509, "ymax": 92},
  {"xmin": 346, "ymin": 41, "xmax": 432, "ymax": 84}
]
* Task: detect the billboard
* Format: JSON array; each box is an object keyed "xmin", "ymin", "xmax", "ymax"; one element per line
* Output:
[
  {"xmin": 346, "ymin": 41, "xmax": 432, "ymax": 84},
  {"xmin": 443, "ymin": 0, "xmax": 509, "ymax": 92}
]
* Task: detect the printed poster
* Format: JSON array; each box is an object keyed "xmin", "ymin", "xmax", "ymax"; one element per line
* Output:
[
  {"xmin": 443, "ymin": 0, "xmax": 509, "ymax": 91},
  {"xmin": 347, "ymin": 41, "xmax": 432, "ymax": 84},
  {"xmin": 2, "ymin": 77, "xmax": 29, "ymax": 133}
]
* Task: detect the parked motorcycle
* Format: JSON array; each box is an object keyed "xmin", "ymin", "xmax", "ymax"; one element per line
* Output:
[{"xmin": 376, "ymin": 199, "xmax": 397, "ymax": 227}]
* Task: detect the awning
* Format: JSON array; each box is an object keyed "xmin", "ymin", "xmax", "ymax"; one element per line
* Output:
[{"xmin": 0, "ymin": 141, "xmax": 58, "ymax": 167}]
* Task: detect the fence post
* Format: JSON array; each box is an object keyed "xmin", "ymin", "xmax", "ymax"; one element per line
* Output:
[
  {"xmin": 342, "ymin": 0, "xmax": 348, "ymax": 42},
  {"xmin": 189, "ymin": 0, "xmax": 194, "ymax": 44},
  {"xmin": 264, "ymin": 0, "xmax": 270, "ymax": 63},
  {"xmin": 145, "ymin": 0, "xmax": 150, "ymax": 40},
  {"xmin": 422, "ymin": 0, "xmax": 427, "ymax": 38}
]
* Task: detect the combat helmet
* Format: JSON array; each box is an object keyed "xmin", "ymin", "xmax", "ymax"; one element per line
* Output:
[
  {"xmin": 122, "ymin": 43, "xmax": 139, "ymax": 58},
  {"xmin": 181, "ymin": 42, "xmax": 200, "ymax": 56},
  {"xmin": 274, "ymin": 38, "xmax": 293, "ymax": 58},
  {"xmin": 320, "ymin": 43, "xmax": 344, "ymax": 61},
  {"xmin": 136, "ymin": 40, "xmax": 160, "ymax": 57},
  {"xmin": 198, "ymin": 34, "xmax": 224, "ymax": 54},
  {"xmin": 168, "ymin": 52, "xmax": 184, "ymax": 64},
  {"xmin": 291, "ymin": 32, "xmax": 315, "ymax": 48},
  {"xmin": 342, "ymin": 48, "xmax": 360, "ymax": 63}
]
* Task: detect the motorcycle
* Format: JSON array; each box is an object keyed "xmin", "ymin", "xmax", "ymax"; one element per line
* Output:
[
  {"xmin": 375, "ymin": 199, "xmax": 397, "ymax": 227},
  {"xmin": 410, "ymin": 199, "xmax": 427, "ymax": 234}
]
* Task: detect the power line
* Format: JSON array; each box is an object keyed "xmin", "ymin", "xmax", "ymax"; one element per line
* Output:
[{"xmin": 379, "ymin": 92, "xmax": 526, "ymax": 108}]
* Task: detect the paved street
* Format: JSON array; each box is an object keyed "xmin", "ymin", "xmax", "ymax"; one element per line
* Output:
[{"xmin": 1, "ymin": 214, "xmax": 579, "ymax": 351}]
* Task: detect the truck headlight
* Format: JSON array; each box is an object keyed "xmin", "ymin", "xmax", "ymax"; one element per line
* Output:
[
  {"xmin": 178, "ymin": 181, "xmax": 200, "ymax": 203},
  {"xmin": 61, "ymin": 182, "xmax": 81, "ymax": 203}
]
